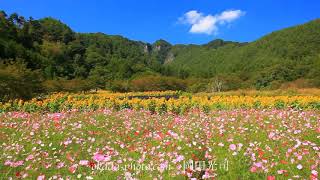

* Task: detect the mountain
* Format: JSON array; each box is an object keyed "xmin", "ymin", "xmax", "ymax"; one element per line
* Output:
[
  {"xmin": 0, "ymin": 10, "xmax": 320, "ymax": 99},
  {"xmin": 164, "ymin": 19, "xmax": 320, "ymax": 88},
  {"xmin": 203, "ymin": 39, "xmax": 247, "ymax": 49}
]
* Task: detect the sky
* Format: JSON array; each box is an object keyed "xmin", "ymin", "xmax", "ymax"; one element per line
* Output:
[{"xmin": 1, "ymin": 0, "xmax": 320, "ymax": 45}]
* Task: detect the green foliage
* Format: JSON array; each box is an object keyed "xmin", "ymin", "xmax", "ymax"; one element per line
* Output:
[
  {"xmin": 166, "ymin": 19, "xmax": 320, "ymax": 88},
  {"xmin": 39, "ymin": 17, "xmax": 74, "ymax": 43},
  {"xmin": 187, "ymin": 82, "xmax": 208, "ymax": 93},
  {"xmin": 130, "ymin": 75, "xmax": 186, "ymax": 91},
  {"xmin": 0, "ymin": 61, "xmax": 43, "ymax": 101},
  {"xmin": 42, "ymin": 79, "xmax": 94, "ymax": 93},
  {"xmin": 203, "ymin": 39, "xmax": 246, "ymax": 49},
  {"xmin": 0, "ymin": 10, "xmax": 320, "ymax": 100},
  {"xmin": 109, "ymin": 80, "xmax": 130, "ymax": 92}
]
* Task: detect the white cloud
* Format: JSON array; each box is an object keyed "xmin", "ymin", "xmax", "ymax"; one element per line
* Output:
[
  {"xmin": 184, "ymin": 10, "xmax": 202, "ymax": 24},
  {"xmin": 218, "ymin": 10, "xmax": 244, "ymax": 23},
  {"xmin": 179, "ymin": 9, "xmax": 245, "ymax": 35},
  {"xmin": 190, "ymin": 15, "xmax": 217, "ymax": 35}
]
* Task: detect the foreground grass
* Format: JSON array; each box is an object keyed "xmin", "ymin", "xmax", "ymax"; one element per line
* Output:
[{"xmin": 0, "ymin": 109, "xmax": 319, "ymax": 179}]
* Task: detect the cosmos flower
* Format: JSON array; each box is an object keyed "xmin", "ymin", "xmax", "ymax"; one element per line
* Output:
[
  {"xmin": 159, "ymin": 161, "xmax": 169, "ymax": 173},
  {"xmin": 37, "ymin": 175, "xmax": 45, "ymax": 180},
  {"xmin": 311, "ymin": 170, "xmax": 318, "ymax": 180},
  {"xmin": 229, "ymin": 144, "xmax": 237, "ymax": 151},
  {"xmin": 79, "ymin": 160, "xmax": 89, "ymax": 166},
  {"xmin": 267, "ymin": 176, "xmax": 276, "ymax": 180},
  {"xmin": 296, "ymin": 164, "xmax": 303, "ymax": 170},
  {"xmin": 93, "ymin": 153, "xmax": 111, "ymax": 162}
]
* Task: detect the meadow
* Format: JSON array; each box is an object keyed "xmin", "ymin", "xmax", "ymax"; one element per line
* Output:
[{"xmin": 0, "ymin": 90, "xmax": 319, "ymax": 179}]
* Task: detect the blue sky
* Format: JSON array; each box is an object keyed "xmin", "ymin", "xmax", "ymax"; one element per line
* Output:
[{"xmin": 1, "ymin": 0, "xmax": 320, "ymax": 44}]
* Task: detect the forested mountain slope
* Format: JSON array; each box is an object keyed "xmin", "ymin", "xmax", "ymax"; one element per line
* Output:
[
  {"xmin": 0, "ymin": 10, "xmax": 319, "ymax": 99},
  {"xmin": 165, "ymin": 19, "xmax": 320, "ymax": 88}
]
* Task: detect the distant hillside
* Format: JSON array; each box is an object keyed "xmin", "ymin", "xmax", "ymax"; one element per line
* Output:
[
  {"xmin": 0, "ymin": 10, "xmax": 320, "ymax": 99},
  {"xmin": 165, "ymin": 19, "xmax": 320, "ymax": 88}
]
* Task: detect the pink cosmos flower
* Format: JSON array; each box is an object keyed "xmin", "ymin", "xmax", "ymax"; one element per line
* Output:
[
  {"xmin": 159, "ymin": 161, "xmax": 168, "ymax": 173},
  {"xmin": 250, "ymin": 166, "xmax": 257, "ymax": 173},
  {"xmin": 229, "ymin": 144, "xmax": 237, "ymax": 151},
  {"xmin": 15, "ymin": 160, "xmax": 24, "ymax": 167},
  {"xmin": 68, "ymin": 164, "xmax": 78, "ymax": 174},
  {"xmin": 173, "ymin": 155, "xmax": 184, "ymax": 163},
  {"xmin": 48, "ymin": 113, "xmax": 65, "ymax": 122},
  {"xmin": 205, "ymin": 151, "xmax": 212, "ymax": 159},
  {"xmin": 124, "ymin": 172, "xmax": 132, "ymax": 179},
  {"xmin": 267, "ymin": 176, "xmax": 275, "ymax": 180},
  {"xmin": 79, "ymin": 160, "xmax": 89, "ymax": 166},
  {"xmin": 174, "ymin": 117, "xmax": 183, "ymax": 124},
  {"xmin": 112, "ymin": 165, "xmax": 118, "ymax": 171},
  {"xmin": 32, "ymin": 123, "xmax": 40, "ymax": 130},
  {"xmin": 4, "ymin": 160, "xmax": 24, "ymax": 167},
  {"xmin": 57, "ymin": 162, "xmax": 65, "ymax": 169},
  {"xmin": 103, "ymin": 109, "xmax": 112, "ymax": 115},
  {"xmin": 26, "ymin": 154, "xmax": 34, "ymax": 161},
  {"xmin": 11, "ymin": 112, "xmax": 30, "ymax": 119},
  {"xmin": 277, "ymin": 169, "xmax": 287, "ymax": 174},
  {"xmin": 64, "ymin": 139, "xmax": 72, "ymax": 146},
  {"xmin": 311, "ymin": 170, "xmax": 318, "ymax": 180},
  {"xmin": 202, "ymin": 171, "xmax": 211, "ymax": 179},
  {"xmin": 4, "ymin": 160, "xmax": 12, "ymax": 166},
  {"xmin": 37, "ymin": 175, "xmax": 45, "ymax": 180},
  {"xmin": 44, "ymin": 163, "xmax": 51, "ymax": 169},
  {"xmin": 268, "ymin": 132, "xmax": 276, "ymax": 140},
  {"xmin": 254, "ymin": 162, "xmax": 263, "ymax": 168},
  {"xmin": 311, "ymin": 170, "xmax": 318, "ymax": 176},
  {"xmin": 93, "ymin": 153, "xmax": 111, "ymax": 162},
  {"xmin": 168, "ymin": 130, "xmax": 179, "ymax": 139}
]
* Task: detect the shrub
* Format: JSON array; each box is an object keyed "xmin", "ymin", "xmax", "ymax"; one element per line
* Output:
[
  {"xmin": 130, "ymin": 75, "xmax": 186, "ymax": 91},
  {"xmin": 0, "ymin": 62, "xmax": 44, "ymax": 101},
  {"xmin": 43, "ymin": 79, "xmax": 94, "ymax": 93}
]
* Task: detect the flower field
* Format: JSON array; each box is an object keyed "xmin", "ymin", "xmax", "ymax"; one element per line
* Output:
[
  {"xmin": 0, "ymin": 91, "xmax": 319, "ymax": 179},
  {"xmin": 1, "ymin": 91, "xmax": 320, "ymax": 113}
]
